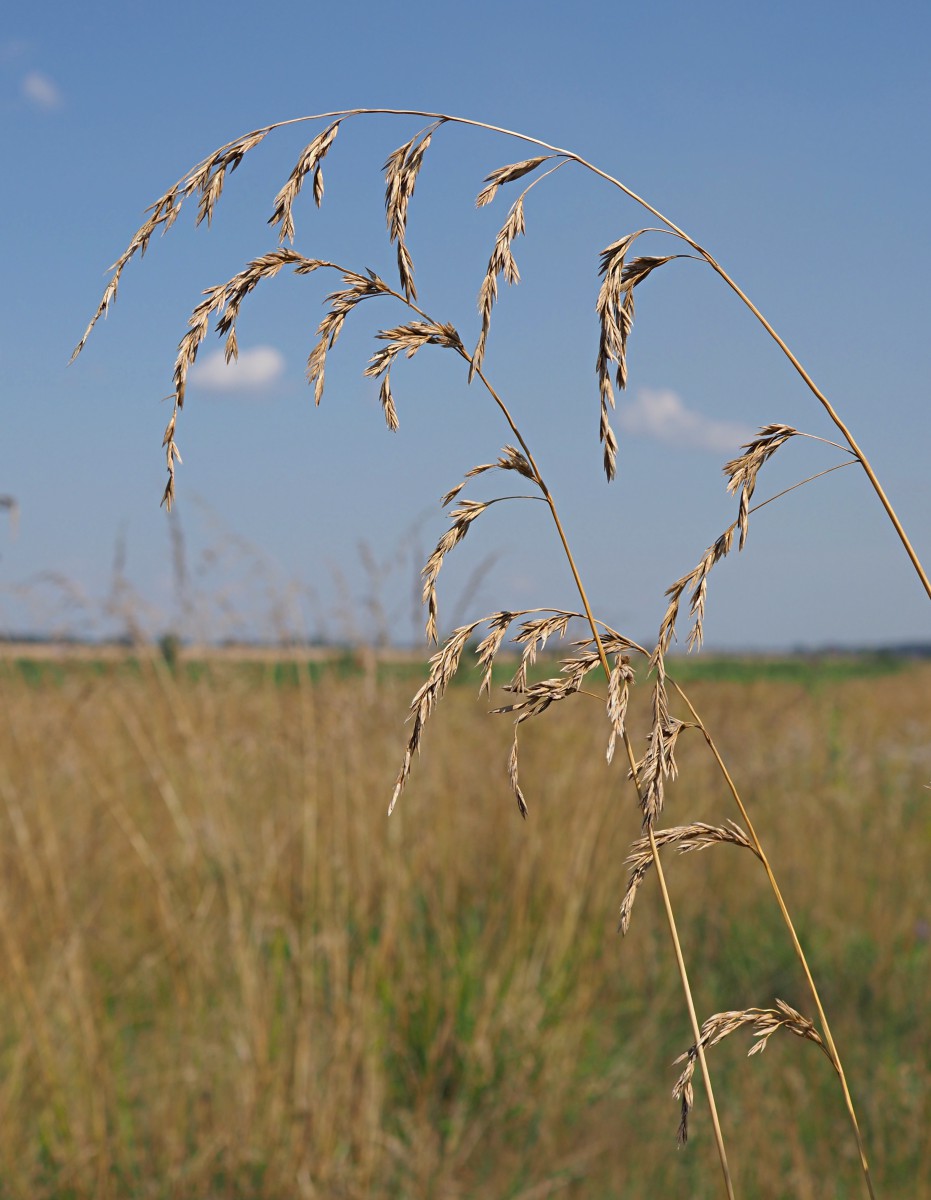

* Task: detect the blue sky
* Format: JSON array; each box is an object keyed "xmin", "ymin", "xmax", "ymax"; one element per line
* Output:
[{"xmin": 2, "ymin": 0, "xmax": 930, "ymax": 650}]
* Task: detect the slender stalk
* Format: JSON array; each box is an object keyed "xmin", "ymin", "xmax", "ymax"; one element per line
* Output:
[
  {"xmin": 633, "ymin": 751, "xmax": 736, "ymax": 1199},
  {"xmin": 552, "ymin": 493, "xmax": 736, "ymax": 1200},
  {"xmin": 683, "ymin": 257, "xmax": 931, "ymax": 602},
  {"xmin": 77, "ymin": 107, "xmax": 917, "ymax": 1197},
  {"xmin": 465, "ymin": 362, "xmax": 736, "ymax": 1198},
  {"xmin": 671, "ymin": 680, "xmax": 877, "ymax": 1200}
]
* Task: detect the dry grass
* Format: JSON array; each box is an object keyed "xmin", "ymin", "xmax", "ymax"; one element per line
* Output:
[
  {"xmin": 0, "ymin": 657, "xmax": 928, "ymax": 1198},
  {"xmin": 68, "ymin": 108, "xmax": 931, "ymax": 1196}
]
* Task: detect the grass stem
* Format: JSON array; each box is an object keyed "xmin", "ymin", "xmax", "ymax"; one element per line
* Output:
[
  {"xmin": 672, "ymin": 679, "xmax": 877, "ymax": 1200},
  {"xmin": 469, "ymin": 360, "xmax": 736, "ymax": 1196}
]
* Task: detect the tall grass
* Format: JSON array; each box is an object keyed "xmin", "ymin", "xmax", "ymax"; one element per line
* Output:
[
  {"xmin": 0, "ymin": 656, "xmax": 929, "ymax": 1198},
  {"xmin": 70, "ymin": 109, "xmax": 931, "ymax": 1194}
]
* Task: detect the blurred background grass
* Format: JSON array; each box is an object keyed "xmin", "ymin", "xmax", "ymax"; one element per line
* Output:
[{"xmin": 0, "ymin": 651, "xmax": 928, "ymax": 1198}]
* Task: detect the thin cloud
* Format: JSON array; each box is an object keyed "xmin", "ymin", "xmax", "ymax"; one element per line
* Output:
[
  {"xmin": 22, "ymin": 70, "xmax": 62, "ymax": 111},
  {"xmin": 0, "ymin": 40, "xmax": 31, "ymax": 64},
  {"xmin": 192, "ymin": 346, "xmax": 286, "ymax": 393},
  {"xmin": 618, "ymin": 388, "xmax": 754, "ymax": 454}
]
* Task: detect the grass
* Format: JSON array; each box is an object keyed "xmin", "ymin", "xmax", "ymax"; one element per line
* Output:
[
  {"xmin": 68, "ymin": 107, "xmax": 931, "ymax": 1195},
  {"xmin": 0, "ymin": 646, "xmax": 912, "ymax": 689},
  {"xmin": 0, "ymin": 657, "xmax": 928, "ymax": 1198}
]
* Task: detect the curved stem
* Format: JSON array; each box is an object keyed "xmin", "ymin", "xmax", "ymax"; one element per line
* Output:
[
  {"xmin": 671, "ymin": 679, "xmax": 876, "ymax": 1200},
  {"xmin": 749, "ymin": 462, "xmax": 855, "ymax": 514},
  {"xmin": 322, "ymin": 255, "xmax": 871, "ymax": 1200},
  {"xmin": 467, "ymin": 360, "xmax": 736, "ymax": 1198},
  {"xmin": 82, "ymin": 105, "xmax": 930, "ymax": 601},
  {"xmin": 632, "ymin": 751, "xmax": 736, "ymax": 1200},
  {"xmin": 257, "ymin": 107, "xmax": 930, "ymax": 604},
  {"xmin": 79, "ymin": 104, "xmax": 911, "ymax": 1198},
  {"xmin": 692, "ymin": 261, "xmax": 930, "ymax": 601}
]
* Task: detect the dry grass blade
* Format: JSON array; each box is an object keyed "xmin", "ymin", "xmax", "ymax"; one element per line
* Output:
[
  {"xmin": 471, "ymin": 157, "xmax": 568, "ymax": 382},
  {"xmin": 659, "ymin": 525, "xmax": 736, "ymax": 655},
  {"xmin": 160, "ymin": 419, "xmax": 182, "ymax": 513},
  {"xmin": 492, "ymin": 671, "xmax": 586, "ymax": 720},
  {"xmin": 192, "ymin": 130, "xmax": 271, "ymax": 229},
  {"xmin": 171, "ymin": 283, "xmax": 228, "ymax": 410},
  {"xmin": 495, "ymin": 675, "xmax": 583, "ymax": 819},
  {"xmin": 510, "ymin": 612, "xmax": 576, "ymax": 693},
  {"xmin": 506, "ymin": 733, "xmax": 528, "ymax": 818},
  {"xmin": 215, "ymin": 250, "xmax": 331, "ymax": 364},
  {"xmin": 573, "ymin": 627, "xmax": 643, "ymax": 759},
  {"xmin": 496, "ymin": 635, "xmax": 599, "ymax": 817},
  {"xmin": 72, "ymin": 127, "xmax": 272, "ymax": 361},
  {"xmin": 631, "ymin": 715, "xmax": 687, "ymax": 829},
  {"xmin": 441, "ymin": 445, "xmax": 537, "ymax": 508},
  {"xmin": 594, "ymin": 241, "xmax": 680, "ymax": 481},
  {"xmin": 158, "ymin": 250, "xmax": 332, "ymax": 509},
  {"xmin": 421, "ymin": 501, "xmax": 492, "ymax": 644},
  {"xmin": 594, "ymin": 233, "xmax": 639, "ymax": 480},
  {"xmin": 389, "ymin": 620, "xmax": 481, "ymax": 815},
  {"xmin": 471, "ymin": 194, "xmax": 526, "ymax": 380},
  {"xmin": 606, "ymin": 654, "xmax": 635, "ymax": 764},
  {"xmin": 573, "ymin": 627, "xmax": 641, "ymax": 659},
  {"xmin": 724, "ymin": 423, "xmax": 798, "ymax": 496},
  {"xmin": 475, "ymin": 155, "xmax": 553, "ymax": 208},
  {"xmin": 186, "ymin": 128, "xmax": 273, "ymax": 226},
  {"xmin": 367, "ymin": 319, "xmax": 463, "ymax": 371},
  {"xmin": 377, "ymin": 375, "xmax": 399, "ymax": 432},
  {"xmin": 723, "ymin": 424, "xmax": 797, "ymax": 548},
  {"xmin": 175, "ymin": 250, "xmax": 332, "ymax": 407},
  {"xmin": 618, "ymin": 820, "xmax": 758, "ymax": 935},
  {"xmin": 163, "ymin": 253, "xmax": 400, "ymax": 507},
  {"xmin": 159, "ymin": 281, "xmax": 229, "ymax": 510},
  {"xmin": 383, "ymin": 121, "xmax": 443, "ymax": 301},
  {"xmin": 629, "ymin": 647, "xmax": 677, "ymax": 826},
  {"xmin": 269, "ymin": 120, "xmax": 341, "ymax": 244},
  {"xmin": 659, "ymin": 425, "xmax": 807, "ymax": 652},
  {"xmin": 393, "ymin": 609, "xmax": 565, "ymax": 821},
  {"xmin": 474, "ymin": 610, "xmax": 518, "ymax": 696},
  {"xmin": 364, "ymin": 320, "xmax": 464, "ymax": 430},
  {"xmin": 621, "ymin": 255, "xmax": 677, "ymax": 288},
  {"xmin": 307, "ymin": 269, "xmax": 393, "ymax": 406},
  {"xmin": 673, "ymin": 1000, "xmax": 831, "ymax": 1146}
]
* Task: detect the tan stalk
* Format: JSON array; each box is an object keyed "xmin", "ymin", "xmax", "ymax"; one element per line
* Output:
[
  {"xmin": 600, "ymin": 450, "xmax": 877, "ymax": 1198},
  {"xmin": 78, "ymin": 109, "xmax": 919, "ymax": 1197},
  {"xmin": 346, "ymin": 276, "xmax": 737, "ymax": 1192},
  {"xmin": 465, "ymin": 362, "xmax": 736, "ymax": 1199},
  {"xmin": 671, "ymin": 680, "xmax": 877, "ymax": 1200}
]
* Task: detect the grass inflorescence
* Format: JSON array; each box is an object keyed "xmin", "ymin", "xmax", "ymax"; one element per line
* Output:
[{"xmin": 69, "ymin": 107, "xmax": 931, "ymax": 1197}]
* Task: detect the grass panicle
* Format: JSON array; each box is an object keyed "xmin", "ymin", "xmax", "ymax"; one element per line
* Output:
[
  {"xmin": 70, "ymin": 105, "xmax": 931, "ymax": 1200},
  {"xmin": 364, "ymin": 319, "xmax": 464, "ymax": 431},
  {"xmin": 383, "ymin": 121, "xmax": 443, "ymax": 301},
  {"xmin": 674, "ymin": 1001, "xmax": 832, "ymax": 1147},
  {"xmin": 389, "ymin": 618, "xmax": 482, "ymax": 816},
  {"xmin": 269, "ymin": 119, "xmax": 341, "ymax": 244},
  {"xmin": 619, "ymin": 820, "xmax": 758, "ymax": 935}
]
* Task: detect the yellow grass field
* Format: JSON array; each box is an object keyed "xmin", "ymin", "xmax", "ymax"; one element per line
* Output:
[{"xmin": 0, "ymin": 653, "xmax": 928, "ymax": 1198}]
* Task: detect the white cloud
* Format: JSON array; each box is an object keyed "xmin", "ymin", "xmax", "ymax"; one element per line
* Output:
[
  {"xmin": 192, "ymin": 345, "xmax": 286, "ymax": 393},
  {"xmin": 618, "ymin": 388, "xmax": 754, "ymax": 454},
  {"xmin": 22, "ymin": 70, "xmax": 62, "ymax": 111}
]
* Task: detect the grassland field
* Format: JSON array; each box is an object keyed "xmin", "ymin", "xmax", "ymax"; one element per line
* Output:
[{"xmin": 0, "ymin": 650, "xmax": 928, "ymax": 1198}]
